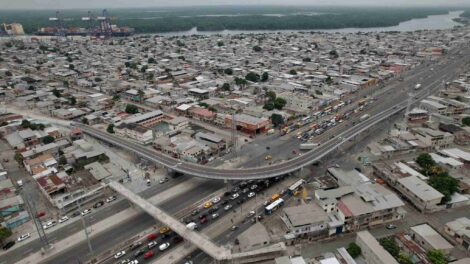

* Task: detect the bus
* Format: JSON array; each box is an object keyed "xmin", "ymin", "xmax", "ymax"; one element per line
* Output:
[
  {"xmin": 300, "ymin": 143, "xmax": 320, "ymax": 150},
  {"xmin": 288, "ymin": 179, "xmax": 306, "ymax": 195},
  {"xmin": 265, "ymin": 198, "xmax": 284, "ymax": 215}
]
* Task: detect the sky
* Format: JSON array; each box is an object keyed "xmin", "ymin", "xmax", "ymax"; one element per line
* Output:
[{"xmin": 2, "ymin": 0, "xmax": 470, "ymax": 10}]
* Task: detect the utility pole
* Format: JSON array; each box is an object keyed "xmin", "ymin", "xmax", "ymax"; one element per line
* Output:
[
  {"xmin": 231, "ymin": 113, "xmax": 238, "ymax": 157},
  {"xmin": 22, "ymin": 185, "xmax": 50, "ymax": 251},
  {"xmin": 75, "ymin": 191, "xmax": 93, "ymax": 256}
]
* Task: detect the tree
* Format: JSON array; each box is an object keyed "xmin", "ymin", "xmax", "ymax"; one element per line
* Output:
[
  {"xmin": 63, "ymin": 80, "xmax": 69, "ymax": 88},
  {"xmin": 69, "ymin": 64, "xmax": 74, "ymax": 70},
  {"xmin": 289, "ymin": 69, "xmax": 297, "ymax": 75},
  {"xmin": 58, "ymin": 155, "xmax": 67, "ymax": 165},
  {"xmin": 217, "ymin": 41, "xmax": 224, "ymax": 47},
  {"xmin": 107, "ymin": 124, "xmax": 115, "ymax": 134},
  {"xmin": 125, "ymin": 104, "xmax": 139, "ymax": 114},
  {"xmin": 315, "ymin": 90, "xmax": 323, "ymax": 95},
  {"xmin": 52, "ymin": 88, "xmax": 61, "ymax": 98},
  {"xmin": 427, "ymin": 250, "xmax": 447, "ymax": 264},
  {"xmin": 137, "ymin": 90, "xmax": 145, "ymax": 102},
  {"xmin": 94, "ymin": 77, "xmax": 103, "ymax": 82},
  {"xmin": 428, "ymin": 174, "xmax": 459, "ymax": 203},
  {"xmin": 20, "ymin": 119, "xmax": 31, "ymax": 129},
  {"xmin": 5, "ymin": 71, "xmax": 12, "ymax": 77},
  {"xmin": 274, "ymin": 97, "xmax": 287, "ymax": 110},
  {"xmin": 222, "ymin": 83, "xmax": 230, "ymax": 91},
  {"xmin": 347, "ymin": 242, "xmax": 361, "ymax": 258},
  {"xmin": 253, "ymin": 46, "xmax": 262, "ymax": 52},
  {"xmin": 0, "ymin": 227, "xmax": 12, "ymax": 246},
  {"xmin": 14, "ymin": 152, "xmax": 23, "ymax": 165},
  {"xmin": 81, "ymin": 117, "xmax": 89, "ymax": 125},
  {"xmin": 235, "ymin": 77, "xmax": 247, "ymax": 89},
  {"xmin": 42, "ymin": 135, "xmax": 55, "ymax": 144},
  {"xmin": 271, "ymin": 113, "xmax": 284, "ymax": 127},
  {"xmin": 148, "ymin": 57, "xmax": 156, "ymax": 64},
  {"xmin": 112, "ymin": 95, "xmax": 120, "ymax": 101},
  {"xmin": 245, "ymin": 72, "xmax": 260, "ymax": 83},
  {"xmin": 224, "ymin": 68, "xmax": 233, "ymax": 75},
  {"xmin": 302, "ymin": 57, "xmax": 311, "ymax": 62},
  {"xmin": 261, "ymin": 72, "xmax": 269, "ymax": 82},
  {"xmin": 69, "ymin": 96, "xmax": 76, "ymax": 105},
  {"xmin": 263, "ymin": 101, "xmax": 275, "ymax": 111},
  {"xmin": 329, "ymin": 49, "xmax": 339, "ymax": 58},
  {"xmin": 380, "ymin": 237, "xmax": 400, "ymax": 258},
  {"xmin": 463, "ymin": 116, "xmax": 470, "ymax": 126},
  {"xmin": 266, "ymin": 91, "xmax": 277, "ymax": 102},
  {"xmin": 416, "ymin": 153, "xmax": 436, "ymax": 172},
  {"xmin": 398, "ymin": 253, "xmax": 413, "ymax": 264}
]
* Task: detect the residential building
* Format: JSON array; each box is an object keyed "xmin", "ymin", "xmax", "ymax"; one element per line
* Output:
[
  {"xmin": 396, "ymin": 176, "xmax": 444, "ymax": 213},
  {"xmin": 281, "ymin": 203, "xmax": 329, "ymax": 237},
  {"xmin": 410, "ymin": 224, "xmax": 454, "ymax": 255},
  {"xmin": 356, "ymin": 230, "xmax": 399, "ymax": 264},
  {"xmin": 445, "ymin": 217, "xmax": 470, "ymax": 250}
]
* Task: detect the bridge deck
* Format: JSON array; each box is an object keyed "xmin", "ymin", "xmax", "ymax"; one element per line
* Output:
[{"xmin": 109, "ymin": 182, "xmax": 232, "ymax": 261}]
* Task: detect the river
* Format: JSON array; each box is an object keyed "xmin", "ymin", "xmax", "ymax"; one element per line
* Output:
[{"xmin": 157, "ymin": 10, "xmax": 464, "ymax": 37}]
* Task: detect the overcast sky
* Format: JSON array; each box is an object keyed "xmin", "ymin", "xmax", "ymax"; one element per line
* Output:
[{"xmin": 2, "ymin": 0, "xmax": 470, "ymax": 9}]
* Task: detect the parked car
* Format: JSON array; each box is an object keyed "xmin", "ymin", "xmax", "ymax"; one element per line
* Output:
[
  {"xmin": 105, "ymin": 196, "xmax": 117, "ymax": 203},
  {"xmin": 147, "ymin": 233, "xmax": 158, "ymax": 241},
  {"xmin": 172, "ymin": 236, "xmax": 183, "ymax": 244},
  {"xmin": 247, "ymin": 192, "xmax": 255, "ymax": 198},
  {"xmin": 36, "ymin": 211, "xmax": 46, "ymax": 218},
  {"xmin": 200, "ymin": 216, "xmax": 208, "ymax": 224},
  {"xmin": 212, "ymin": 213, "xmax": 219, "ymax": 219},
  {"xmin": 43, "ymin": 220, "xmax": 57, "ymax": 230},
  {"xmin": 81, "ymin": 209, "xmax": 92, "ymax": 216},
  {"xmin": 224, "ymin": 204, "xmax": 233, "ymax": 211},
  {"xmin": 58, "ymin": 216, "xmax": 69, "ymax": 223},
  {"xmin": 17, "ymin": 233, "xmax": 30, "ymax": 242},
  {"xmin": 114, "ymin": 250, "xmax": 126, "ymax": 259},
  {"xmin": 203, "ymin": 201, "xmax": 213, "ymax": 209},
  {"xmin": 143, "ymin": 251, "xmax": 154, "ymax": 260},
  {"xmin": 159, "ymin": 242, "xmax": 170, "ymax": 251},
  {"xmin": 230, "ymin": 225, "xmax": 238, "ymax": 231},
  {"xmin": 211, "ymin": 197, "xmax": 221, "ymax": 204},
  {"xmin": 147, "ymin": 241, "xmax": 158, "ymax": 249},
  {"xmin": 93, "ymin": 201, "xmax": 104, "ymax": 209},
  {"xmin": 386, "ymin": 224, "xmax": 397, "ymax": 230},
  {"xmin": 134, "ymin": 248, "xmax": 146, "ymax": 257},
  {"xmin": 71, "ymin": 211, "xmax": 81, "ymax": 218},
  {"xmin": 159, "ymin": 177, "xmax": 169, "ymax": 184},
  {"xmin": 191, "ymin": 209, "xmax": 199, "ymax": 216},
  {"xmin": 159, "ymin": 227, "xmax": 170, "ymax": 234},
  {"xmin": 230, "ymin": 193, "xmax": 239, "ymax": 200},
  {"xmin": 130, "ymin": 241, "xmax": 143, "ymax": 251},
  {"xmin": 2, "ymin": 241, "xmax": 15, "ymax": 250}
]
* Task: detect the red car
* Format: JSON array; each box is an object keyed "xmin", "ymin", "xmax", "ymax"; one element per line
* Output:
[
  {"xmin": 147, "ymin": 233, "xmax": 158, "ymax": 241},
  {"xmin": 143, "ymin": 251, "xmax": 154, "ymax": 260},
  {"xmin": 36, "ymin": 212, "xmax": 46, "ymax": 218},
  {"xmin": 200, "ymin": 216, "xmax": 208, "ymax": 224}
]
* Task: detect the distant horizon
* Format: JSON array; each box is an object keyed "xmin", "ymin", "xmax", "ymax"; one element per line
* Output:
[{"xmin": 1, "ymin": 3, "xmax": 470, "ymax": 11}]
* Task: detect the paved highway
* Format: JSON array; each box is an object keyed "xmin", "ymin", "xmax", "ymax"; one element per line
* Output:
[{"xmin": 77, "ymin": 45, "xmax": 470, "ymax": 180}]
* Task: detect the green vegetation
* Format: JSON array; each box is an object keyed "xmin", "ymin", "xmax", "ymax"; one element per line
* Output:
[
  {"xmin": 263, "ymin": 90, "xmax": 286, "ymax": 110},
  {"xmin": 416, "ymin": 153, "xmax": 459, "ymax": 203},
  {"xmin": 81, "ymin": 117, "xmax": 89, "ymax": 125},
  {"xmin": 221, "ymin": 83, "xmax": 230, "ymax": 91},
  {"xmin": 261, "ymin": 72, "xmax": 269, "ymax": 82},
  {"xmin": 107, "ymin": 124, "xmax": 115, "ymax": 134},
  {"xmin": 58, "ymin": 155, "xmax": 67, "ymax": 165},
  {"xmin": 0, "ymin": 227, "xmax": 12, "ymax": 245},
  {"xmin": 398, "ymin": 253, "xmax": 413, "ymax": 264},
  {"xmin": 380, "ymin": 237, "xmax": 400, "ymax": 258},
  {"xmin": 289, "ymin": 69, "xmax": 297, "ymax": 75},
  {"xmin": 427, "ymin": 249, "xmax": 447, "ymax": 264},
  {"xmin": 69, "ymin": 96, "xmax": 76, "ymax": 105},
  {"xmin": 42, "ymin": 135, "xmax": 55, "ymax": 144},
  {"xmin": 271, "ymin": 113, "xmax": 284, "ymax": 127},
  {"xmin": 52, "ymin": 88, "xmax": 61, "ymax": 98},
  {"xmin": 217, "ymin": 41, "xmax": 224, "ymax": 47},
  {"xmin": 223, "ymin": 68, "xmax": 233, "ymax": 75},
  {"xmin": 347, "ymin": 242, "xmax": 361, "ymax": 258},
  {"xmin": 245, "ymin": 72, "xmax": 260, "ymax": 83},
  {"xmin": 0, "ymin": 7, "xmax": 451, "ymax": 34},
  {"xmin": 253, "ymin": 46, "xmax": 262, "ymax": 52},
  {"xmin": 14, "ymin": 152, "xmax": 23, "ymax": 165},
  {"xmin": 125, "ymin": 104, "xmax": 139, "ymax": 114},
  {"xmin": 20, "ymin": 119, "xmax": 45, "ymax": 131},
  {"xmin": 234, "ymin": 77, "xmax": 247, "ymax": 89},
  {"xmin": 462, "ymin": 116, "xmax": 470, "ymax": 126}
]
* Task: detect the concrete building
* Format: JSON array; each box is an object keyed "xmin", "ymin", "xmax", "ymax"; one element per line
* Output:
[
  {"xmin": 115, "ymin": 123, "xmax": 153, "ymax": 144},
  {"xmin": 413, "ymin": 127, "xmax": 454, "ymax": 148},
  {"xmin": 281, "ymin": 203, "xmax": 329, "ymax": 237},
  {"xmin": 410, "ymin": 224, "xmax": 454, "ymax": 255},
  {"xmin": 124, "ymin": 110, "xmax": 165, "ymax": 128},
  {"xmin": 356, "ymin": 230, "xmax": 399, "ymax": 264},
  {"xmin": 396, "ymin": 176, "xmax": 444, "ymax": 213},
  {"xmin": 225, "ymin": 114, "xmax": 271, "ymax": 135},
  {"xmin": 444, "ymin": 217, "xmax": 470, "ymax": 251},
  {"xmin": 420, "ymin": 99, "xmax": 447, "ymax": 115}
]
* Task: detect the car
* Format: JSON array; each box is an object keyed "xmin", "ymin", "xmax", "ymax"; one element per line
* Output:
[
  {"xmin": 211, "ymin": 197, "xmax": 221, "ymax": 204},
  {"xmin": 265, "ymin": 155, "xmax": 272, "ymax": 160},
  {"xmin": 159, "ymin": 227, "xmax": 170, "ymax": 234},
  {"xmin": 118, "ymin": 259, "xmax": 130, "ymax": 264},
  {"xmin": 386, "ymin": 224, "xmax": 397, "ymax": 230},
  {"xmin": 200, "ymin": 216, "xmax": 208, "ymax": 224},
  {"xmin": 241, "ymin": 188, "xmax": 249, "ymax": 194},
  {"xmin": 106, "ymin": 196, "xmax": 117, "ymax": 203},
  {"xmin": 2, "ymin": 241, "xmax": 15, "ymax": 250},
  {"xmin": 224, "ymin": 204, "xmax": 233, "ymax": 211},
  {"xmin": 17, "ymin": 233, "xmax": 30, "ymax": 242},
  {"xmin": 129, "ymin": 260, "xmax": 139, "ymax": 264},
  {"xmin": 36, "ymin": 211, "xmax": 46, "ymax": 218},
  {"xmin": 147, "ymin": 233, "xmax": 158, "ymax": 241},
  {"xmin": 130, "ymin": 241, "xmax": 143, "ymax": 250},
  {"xmin": 159, "ymin": 177, "xmax": 169, "ymax": 184},
  {"xmin": 203, "ymin": 201, "xmax": 213, "ymax": 209},
  {"xmin": 93, "ymin": 201, "xmax": 104, "ymax": 209},
  {"xmin": 172, "ymin": 236, "xmax": 184, "ymax": 244},
  {"xmin": 146, "ymin": 179, "xmax": 151, "ymax": 186},
  {"xmin": 114, "ymin": 250, "xmax": 126, "ymax": 259},
  {"xmin": 221, "ymin": 200, "xmax": 229, "ymax": 205},
  {"xmin": 247, "ymin": 210, "xmax": 256, "ymax": 218},
  {"xmin": 159, "ymin": 242, "xmax": 170, "ymax": 251},
  {"xmin": 250, "ymin": 184, "xmax": 258, "ymax": 190},
  {"xmin": 42, "ymin": 220, "xmax": 57, "ymax": 230},
  {"xmin": 230, "ymin": 225, "xmax": 238, "ymax": 231},
  {"xmin": 81, "ymin": 209, "xmax": 92, "ymax": 216},
  {"xmin": 148, "ymin": 241, "xmax": 158, "ymax": 249},
  {"xmin": 247, "ymin": 192, "xmax": 255, "ymax": 198},
  {"xmin": 198, "ymin": 213, "xmax": 207, "ymax": 219},
  {"xmin": 212, "ymin": 213, "xmax": 219, "ymax": 219},
  {"xmin": 143, "ymin": 251, "xmax": 154, "ymax": 260},
  {"xmin": 191, "ymin": 209, "xmax": 200, "ymax": 216},
  {"xmin": 58, "ymin": 216, "xmax": 69, "ymax": 223},
  {"xmin": 134, "ymin": 248, "xmax": 146, "ymax": 257},
  {"xmin": 230, "ymin": 193, "xmax": 239, "ymax": 200},
  {"xmin": 71, "ymin": 211, "xmax": 81, "ymax": 218}
]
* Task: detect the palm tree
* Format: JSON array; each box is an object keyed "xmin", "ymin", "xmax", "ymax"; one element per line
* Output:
[{"xmin": 137, "ymin": 89, "xmax": 145, "ymax": 103}]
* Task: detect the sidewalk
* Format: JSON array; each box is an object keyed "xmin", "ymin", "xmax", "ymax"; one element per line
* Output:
[{"xmin": 16, "ymin": 178, "xmax": 202, "ymax": 264}]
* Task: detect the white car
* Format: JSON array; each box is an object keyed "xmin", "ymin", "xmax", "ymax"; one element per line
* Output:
[
  {"xmin": 230, "ymin": 193, "xmax": 239, "ymax": 200},
  {"xmin": 58, "ymin": 216, "xmax": 69, "ymax": 223},
  {"xmin": 159, "ymin": 177, "xmax": 169, "ymax": 184},
  {"xmin": 247, "ymin": 210, "xmax": 256, "ymax": 218},
  {"xmin": 212, "ymin": 213, "xmax": 219, "ymax": 219},
  {"xmin": 130, "ymin": 260, "xmax": 139, "ymax": 264},
  {"xmin": 81, "ymin": 209, "xmax": 92, "ymax": 216},
  {"xmin": 114, "ymin": 250, "xmax": 126, "ymax": 259},
  {"xmin": 211, "ymin": 197, "xmax": 221, "ymax": 204},
  {"xmin": 148, "ymin": 241, "xmax": 158, "ymax": 249},
  {"xmin": 106, "ymin": 196, "xmax": 117, "ymax": 203},
  {"xmin": 247, "ymin": 192, "xmax": 255, "ymax": 198},
  {"xmin": 43, "ymin": 220, "xmax": 57, "ymax": 230},
  {"xmin": 224, "ymin": 204, "xmax": 232, "ymax": 211},
  {"xmin": 17, "ymin": 233, "xmax": 30, "ymax": 242},
  {"xmin": 159, "ymin": 242, "xmax": 170, "ymax": 251}
]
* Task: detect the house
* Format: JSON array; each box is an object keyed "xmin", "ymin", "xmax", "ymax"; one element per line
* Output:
[
  {"xmin": 123, "ymin": 110, "xmax": 165, "ymax": 128},
  {"xmin": 410, "ymin": 224, "xmax": 454, "ymax": 255},
  {"xmin": 356, "ymin": 231, "xmax": 399, "ymax": 264},
  {"xmin": 190, "ymin": 107, "xmax": 216, "ymax": 122},
  {"xmin": 115, "ymin": 123, "xmax": 153, "ymax": 145},
  {"xmin": 420, "ymin": 99, "xmax": 447, "ymax": 115},
  {"xmin": 413, "ymin": 127, "xmax": 454, "ymax": 148},
  {"xmin": 281, "ymin": 203, "xmax": 329, "ymax": 237},
  {"xmin": 194, "ymin": 132, "xmax": 226, "ymax": 152},
  {"xmin": 444, "ymin": 217, "xmax": 470, "ymax": 251},
  {"xmin": 188, "ymin": 88, "xmax": 210, "ymax": 100},
  {"xmin": 224, "ymin": 114, "xmax": 271, "ymax": 135},
  {"xmin": 396, "ymin": 176, "xmax": 444, "ymax": 213}
]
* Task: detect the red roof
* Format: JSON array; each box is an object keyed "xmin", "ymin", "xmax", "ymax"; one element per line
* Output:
[
  {"xmin": 190, "ymin": 108, "xmax": 216, "ymax": 118},
  {"xmin": 337, "ymin": 200, "xmax": 352, "ymax": 217}
]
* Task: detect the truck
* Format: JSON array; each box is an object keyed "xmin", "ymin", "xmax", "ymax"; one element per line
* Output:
[
  {"xmin": 299, "ymin": 143, "xmax": 320, "ymax": 150},
  {"xmin": 186, "ymin": 222, "xmax": 198, "ymax": 230},
  {"xmin": 414, "ymin": 83, "xmax": 422, "ymax": 90},
  {"xmin": 360, "ymin": 114, "xmax": 370, "ymax": 121}
]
